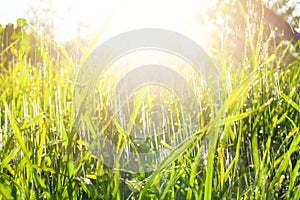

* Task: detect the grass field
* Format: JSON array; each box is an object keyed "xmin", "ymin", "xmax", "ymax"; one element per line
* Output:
[{"xmin": 0, "ymin": 8, "xmax": 300, "ymax": 200}]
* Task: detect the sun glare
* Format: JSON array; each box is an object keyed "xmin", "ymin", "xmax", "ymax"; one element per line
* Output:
[{"xmin": 51, "ymin": 0, "xmax": 214, "ymax": 44}]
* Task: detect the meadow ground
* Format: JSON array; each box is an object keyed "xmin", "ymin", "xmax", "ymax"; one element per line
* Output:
[{"xmin": 0, "ymin": 11, "xmax": 299, "ymax": 200}]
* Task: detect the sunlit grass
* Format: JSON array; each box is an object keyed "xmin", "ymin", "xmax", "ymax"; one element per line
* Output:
[{"xmin": 0, "ymin": 4, "xmax": 300, "ymax": 200}]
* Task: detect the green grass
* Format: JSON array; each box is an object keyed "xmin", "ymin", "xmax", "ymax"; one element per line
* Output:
[{"xmin": 0, "ymin": 9, "xmax": 300, "ymax": 200}]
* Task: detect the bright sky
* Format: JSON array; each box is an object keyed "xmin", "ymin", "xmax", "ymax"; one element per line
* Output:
[{"xmin": 0, "ymin": 0, "xmax": 215, "ymax": 45}]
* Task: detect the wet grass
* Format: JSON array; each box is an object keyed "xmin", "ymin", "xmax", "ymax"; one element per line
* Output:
[{"xmin": 0, "ymin": 12, "xmax": 300, "ymax": 200}]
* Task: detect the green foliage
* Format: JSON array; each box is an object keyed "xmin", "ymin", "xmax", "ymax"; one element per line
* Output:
[{"xmin": 0, "ymin": 2, "xmax": 299, "ymax": 199}]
